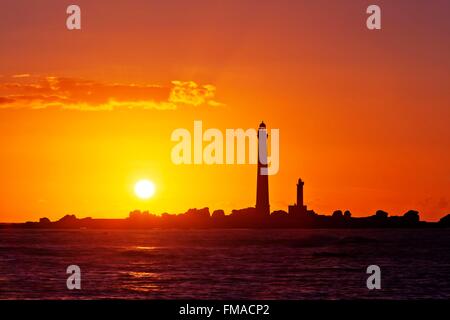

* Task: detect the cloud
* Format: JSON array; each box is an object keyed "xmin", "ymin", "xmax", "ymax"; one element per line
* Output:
[
  {"xmin": 12, "ymin": 74, "xmax": 31, "ymax": 78},
  {"xmin": 169, "ymin": 81, "xmax": 224, "ymax": 107},
  {"xmin": 0, "ymin": 76, "xmax": 223, "ymax": 111}
]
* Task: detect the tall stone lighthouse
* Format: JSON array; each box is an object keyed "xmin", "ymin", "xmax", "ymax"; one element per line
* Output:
[{"xmin": 256, "ymin": 121, "xmax": 270, "ymax": 216}]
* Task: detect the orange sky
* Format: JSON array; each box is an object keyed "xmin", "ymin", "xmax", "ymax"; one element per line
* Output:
[{"xmin": 0, "ymin": 0, "xmax": 449, "ymax": 222}]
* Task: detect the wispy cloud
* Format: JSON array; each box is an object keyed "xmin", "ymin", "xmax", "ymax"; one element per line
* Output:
[
  {"xmin": 0, "ymin": 75, "xmax": 223, "ymax": 111},
  {"xmin": 12, "ymin": 74, "xmax": 31, "ymax": 78},
  {"xmin": 169, "ymin": 81, "xmax": 225, "ymax": 107}
]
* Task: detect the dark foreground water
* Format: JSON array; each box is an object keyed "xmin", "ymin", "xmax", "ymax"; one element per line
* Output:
[{"xmin": 0, "ymin": 229, "xmax": 449, "ymax": 299}]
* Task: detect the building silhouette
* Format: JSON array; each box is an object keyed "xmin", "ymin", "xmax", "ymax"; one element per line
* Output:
[{"xmin": 255, "ymin": 121, "xmax": 270, "ymax": 216}]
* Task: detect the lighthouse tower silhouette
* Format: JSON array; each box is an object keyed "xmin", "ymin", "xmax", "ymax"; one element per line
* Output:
[{"xmin": 256, "ymin": 121, "xmax": 270, "ymax": 216}]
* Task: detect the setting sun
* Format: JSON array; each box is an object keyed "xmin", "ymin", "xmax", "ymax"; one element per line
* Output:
[{"xmin": 134, "ymin": 180, "xmax": 156, "ymax": 200}]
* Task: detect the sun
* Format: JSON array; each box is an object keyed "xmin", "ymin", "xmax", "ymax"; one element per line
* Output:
[{"xmin": 134, "ymin": 179, "xmax": 156, "ymax": 199}]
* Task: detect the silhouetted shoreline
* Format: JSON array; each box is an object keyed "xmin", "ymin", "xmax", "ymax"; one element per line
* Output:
[
  {"xmin": 1, "ymin": 208, "xmax": 450, "ymax": 229},
  {"xmin": 3, "ymin": 121, "xmax": 448, "ymax": 230}
]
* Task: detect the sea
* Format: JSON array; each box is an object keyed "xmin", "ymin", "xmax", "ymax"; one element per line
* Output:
[{"xmin": 0, "ymin": 228, "xmax": 449, "ymax": 299}]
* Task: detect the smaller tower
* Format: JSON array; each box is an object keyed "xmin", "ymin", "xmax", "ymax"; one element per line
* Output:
[
  {"xmin": 297, "ymin": 178, "xmax": 304, "ymax": 208},
  {"xmin": 289, "ymin": 178, "xmax": 307, "ymax": 215}
]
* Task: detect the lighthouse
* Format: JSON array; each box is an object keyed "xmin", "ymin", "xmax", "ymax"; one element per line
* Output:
[
  {"xmin": 288, "ymin": 178, "xmax": 308, "ymax": 215},
  {"xmin": 297, "ymin": 178, "xmax": 304, "ymax": 209},
  {"xmin": 256, "ymin": 121, "xmax": 270, "ymax": 216}
]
